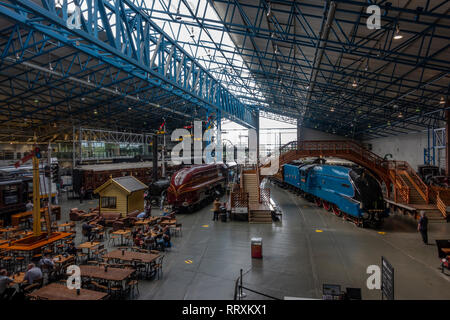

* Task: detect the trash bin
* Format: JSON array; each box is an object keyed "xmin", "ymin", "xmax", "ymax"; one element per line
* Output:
[{"xmin": 251, "ymin": 237, "xmax": 262, "ymax": 258}]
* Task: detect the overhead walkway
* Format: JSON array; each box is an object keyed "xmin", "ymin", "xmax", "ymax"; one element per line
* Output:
[{"xmin": 262, "ymin": 140, "xmax": 449, "ymax": 221}]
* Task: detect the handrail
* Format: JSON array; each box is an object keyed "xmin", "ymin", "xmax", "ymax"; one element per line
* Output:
[
  {"xmin": 436, "ymin": 189, "xmax": 450, "ymax": 218},
  {"xmin": 389, "ymin": 160, "xmax": 429, "ymax": 203},
  {"xmin": 234, "ymin": 269, "xmax": 280, "ymax": 300}
]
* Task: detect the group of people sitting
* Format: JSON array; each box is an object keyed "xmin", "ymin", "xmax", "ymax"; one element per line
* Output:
[
  {"xmin": 0, "ymin": 241, "xmax": 79, "ymax": 300},
  {"xmin": 131, "ymin": 207, "xmax": 175, "ymax": 251},
  {"xmin": 132, "ymin": 225, "xmax": 172, "ymax": 250}
]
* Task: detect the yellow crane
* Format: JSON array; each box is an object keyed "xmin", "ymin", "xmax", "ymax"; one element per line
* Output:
[{"xmin": 14, "ymin": 146, "xmax": 50, "ymax": 236}]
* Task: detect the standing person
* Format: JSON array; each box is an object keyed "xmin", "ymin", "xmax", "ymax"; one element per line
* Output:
[
  {"xmin": 418, "ymin": 211, "xmax": 429, "ymax": 244},
  {"xmin": 212, "ymin": 198, "xmax": 221, "ymax": 221},
  {"xmin": 79, "ymin": 186, "xmax": 85, "ymax": 204},
  {"xmin": 145, "ymin": 201, "xmax": 152, "ymax": 217},
  {"xmin": 25, "ymin": 200, "xmax": 33, "ymax": 212}
]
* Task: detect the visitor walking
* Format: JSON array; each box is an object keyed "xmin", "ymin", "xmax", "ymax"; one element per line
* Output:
[{"xmin": 418, "ymin": 211, "xmax": 429, "ymax": 244}]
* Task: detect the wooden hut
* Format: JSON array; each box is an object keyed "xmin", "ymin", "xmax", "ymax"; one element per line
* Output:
[{"xmin": 93, "ymin": 176, "xmax": 147, "ymax": 217}]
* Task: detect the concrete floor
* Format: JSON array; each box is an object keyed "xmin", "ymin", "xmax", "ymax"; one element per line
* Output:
[{"xmin": 57, "ymin": 181, "xmax": 450, "ymax": 300}]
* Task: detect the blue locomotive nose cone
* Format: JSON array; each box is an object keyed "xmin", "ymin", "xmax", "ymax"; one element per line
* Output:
[{"xmin": 282, "ymin": 162, "xmax": 387, "ymax": 228}]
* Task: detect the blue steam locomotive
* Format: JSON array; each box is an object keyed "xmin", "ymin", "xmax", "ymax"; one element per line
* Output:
[{"xmin": 282, "ymin": 162, "xmax": 389, "ymax": 227}]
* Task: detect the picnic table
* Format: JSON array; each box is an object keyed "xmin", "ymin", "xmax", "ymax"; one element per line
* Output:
[
  {"xmin": 11, "ymin": 206, "xmax": 62, "ymax": 226},
  {"xmin": 57, "ymin": 223, "xmax": 72, "ymax": 232},
  {"xmin": 103, "ymin": 249, "xmax": 160, "ymax": 264},
  {"xmin": 80, "ymin": 265, "xmax": 134, "ymax": 282},
  {"xmin": 28, "ymin": 283, "xmax": 107, "ymax": 300},
  {"xmin": 79, "ymin": 241, "xmax": 100, "ymax": 258},
  {"xmin": 11, "ymin": 272, "xmax": 26, "ymax": 284},
  {"xmin": 53, "ymin": 254, "xmax": 75, "ymax": 266},
  {"xmin": 134, "ymin": 218, "xmax": 154, "ymax": 227},
  {"xmin": 0, "ymin": 227, "xmax": 18, "ymax": 239},
  {"xmin": 159, "ymin": 219, "xmax": 176, "ymax": 227},
  {"xmin": 111, "ymin": 230, "xmax": 131, "ymax": 246}
]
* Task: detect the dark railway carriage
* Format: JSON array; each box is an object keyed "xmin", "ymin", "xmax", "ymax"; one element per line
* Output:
[
  {"xmin": 73, "ymin": 162, "xmax": 182, "ymax": 195},
  {"xmin": 0, "ymin": 176, "xmax": 32, "ymax": 225}
]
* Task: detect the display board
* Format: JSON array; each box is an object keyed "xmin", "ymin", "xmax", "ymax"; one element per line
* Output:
[{"xmin": 381, "ymin": 256, "xmax": 394, "ymax": 300}]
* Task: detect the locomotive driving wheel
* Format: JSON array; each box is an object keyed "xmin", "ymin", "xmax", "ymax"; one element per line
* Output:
[
  {"xmin": 314, "ymin": 198, "xmax": 322, "ymax": 207},
  {"xmin": 322, "ymin": 201, "xmax": 332, "ymax": 212},
  {"xmin": 332, "ymin": 205, "xmax": 342, "ymax": 217}
]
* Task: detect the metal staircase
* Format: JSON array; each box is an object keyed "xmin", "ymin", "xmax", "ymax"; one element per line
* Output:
[{"xmin": 243, "ymin": 167, "xmax": 272, "ymax": 224}]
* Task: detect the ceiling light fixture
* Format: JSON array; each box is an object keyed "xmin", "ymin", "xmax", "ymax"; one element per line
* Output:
[
  {"xmin": 398, "ymin": 112, "xmax": 403, "ymax": 118},
  {"xmin": 393, "ymin": 24, "xmax": 403, "ymax": 40},
  {"xmin": 440, "ymin": 96, "xmax": 445, "ymax": 104}
]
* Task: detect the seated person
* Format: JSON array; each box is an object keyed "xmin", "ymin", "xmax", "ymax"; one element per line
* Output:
[
  {"xmin": 65, "ymin": 243, "xmax": 77, "ymax": 256},
  {"xmin": 162, "ymin": 226, "xmax": 172, "ymax": 248},
  {"xmin": 160, "ymin": 211, "xmax": 175, "ymax": 221},
  {"xmin": 23, "ymin": 263, "xmax": 43, "ymax": 285},
  {"xmin": 152, "ymin": 225, "xmax": 162, "ymax": 234},
  {"xmin": 39, "ymin": 254, "xmax": 55, "ymax": 269},
  {"xmin": 160, "ymin": 207, "xmax": 173, "ymax": 219},
  {"xmin": 134, "ymin": 234, "xmax": 144, "ymax": 247},
  {"xmin": 0, "ymin": 269, "xmax": 15, "ymax": 300},
  {"xmin": 82, "ymin": 222, "xmax": 94, "ymax": 241}
]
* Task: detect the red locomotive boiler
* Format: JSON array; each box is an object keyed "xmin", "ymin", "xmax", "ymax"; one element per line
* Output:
[{"xmin": 167, "ymin": 163, "xmax": 228, "ymax": 211}]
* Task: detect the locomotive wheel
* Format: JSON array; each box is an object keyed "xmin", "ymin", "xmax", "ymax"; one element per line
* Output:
[
  {"xmin": 332, "ymin": 205, "xmax": 342, "ymax": 217},
  {"xmin": 322, "ymin": 201, "xmax": 332, "ymax": 211},
  {"xmin": 315, "ymin": 198, "xmax": 322, "ymax": 207}
]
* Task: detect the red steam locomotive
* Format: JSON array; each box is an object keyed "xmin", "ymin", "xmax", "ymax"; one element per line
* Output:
[{"xmin": 167, "ymin": 163, "xmax": 229, "ymax": 211}]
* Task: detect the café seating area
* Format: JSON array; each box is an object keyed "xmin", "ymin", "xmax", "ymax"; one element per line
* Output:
[{"xmin": 0, "ymin": 207, "xmax": 182, "ymax": 300}]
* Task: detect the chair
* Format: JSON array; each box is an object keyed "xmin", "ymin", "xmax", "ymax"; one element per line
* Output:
[
  {"xmin": 91, "ymin": 280, "xmax": 109, "ymax": 293},
  {"xmin": 153, "ymin": 255, "xmax": 165, "ymax": 279},
  {"xmin": 14, "ymin": 255, "xmax": 26, "ymax": 273},
  {"xmin": 108, "ymin": 230, "xmax": 119, "ymax": 246},
  {"xmin": 76, "ymin": 248, "xmax": 87, "ymax": 265},
  {"xmin": 131, "ymin": 258, "xmax": 146, "ymax": 279},
  {"xmin": 96, "ymin": 228, "xmax": 105, "ymax": 242},
  {"xmin": 171, "ymin": 223, "xmax": 182, "ymax": 237},
  {"xmin": 23, "ymin": 282, "xmax": 41, "ymax": 296},
  {"xmin": 109, "ymin": 281, "xmax": 124, "ymax": 299},
  {"xmin": 91, "ymin": 244, "xmax": 105, "ymax": 261},
  {"xmin": 127, "ymin": 279, "xmax": 139, "ymax": 298}
]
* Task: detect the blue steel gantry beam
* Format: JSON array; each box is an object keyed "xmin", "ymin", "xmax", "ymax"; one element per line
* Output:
[{"xmin": 0, "ymin": 0, "xmax": 257, "ymax": 142}]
